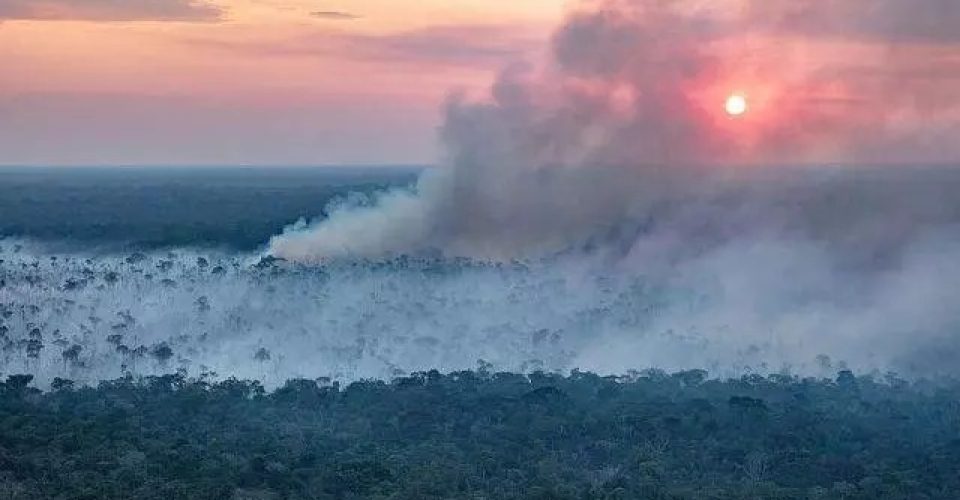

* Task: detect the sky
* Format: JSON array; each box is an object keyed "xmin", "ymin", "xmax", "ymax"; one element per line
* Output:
[
  {"xmin": 0, "ymin": 0, "xmax": 561, "ymax": 165},
  {"xmin": 1, "ymin": 0, "xmax": 959, "ymax": 166}
]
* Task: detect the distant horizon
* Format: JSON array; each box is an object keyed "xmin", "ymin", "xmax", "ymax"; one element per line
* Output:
[
  {"xmin": 0, "ymin": 163, "xmax": 431, "ymax": 170},
  {"xmin": 2, "ymin": 162, "xmax": 959, "ymax": 171}
]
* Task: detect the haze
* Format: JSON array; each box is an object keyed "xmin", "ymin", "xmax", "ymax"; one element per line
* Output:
[{"xmin": 2, "ymin": 0, "xmax": 959, "ymax": 166}]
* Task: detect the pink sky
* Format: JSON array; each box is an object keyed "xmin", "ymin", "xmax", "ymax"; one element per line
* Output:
[
  {"xmin": 0, "ymin": 0, "xmax": 560, "ymax": 165},
  {"xmin": 1, "ymin": 0, "xmax": 958, "ymax": 166}
]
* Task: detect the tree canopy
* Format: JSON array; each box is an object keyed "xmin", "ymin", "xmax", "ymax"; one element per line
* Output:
[{"xmin": 0, "ymin": 369, "xmax": 957, "ymax": 499}]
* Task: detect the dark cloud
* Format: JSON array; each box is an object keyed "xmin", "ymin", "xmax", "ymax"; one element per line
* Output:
[
  {"xmin": 0, "ymin": 0, "xmax": 222, "ymax": 22},
  {"xmin": 311, "ymin": 11, "xmax": 360, "ymax": 20}
]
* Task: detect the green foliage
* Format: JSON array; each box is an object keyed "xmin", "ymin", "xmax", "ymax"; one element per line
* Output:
[{"xmin": 0, "ymin": 369, "xmax": 957, "ymax": 499}]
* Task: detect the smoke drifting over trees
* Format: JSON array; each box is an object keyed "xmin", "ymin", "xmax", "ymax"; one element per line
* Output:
[
  {"xmin": 263, "ymin": 1, "xmax": 960, "ymax": 379},
  {"xmin": 4, "ymin": 1, "xmax": 960, "ymax": 384},
  {"xmin": 4, "ymin": 3, "xmax": 960, "ymax": 499}
]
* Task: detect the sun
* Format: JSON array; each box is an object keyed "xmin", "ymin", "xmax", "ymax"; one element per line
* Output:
[{"xmin": 724, "ymin": 94, "xmax": 748, "ymax": 117}]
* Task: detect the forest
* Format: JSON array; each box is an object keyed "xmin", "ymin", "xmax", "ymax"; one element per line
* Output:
[{"xmin": 0, "ymin": 368, "xmax": 957, "ymax": 499}]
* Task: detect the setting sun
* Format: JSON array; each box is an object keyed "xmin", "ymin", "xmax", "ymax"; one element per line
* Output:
[{"xmin": 725, "ymin": 94, "xmax": 748, "ymax": 117}]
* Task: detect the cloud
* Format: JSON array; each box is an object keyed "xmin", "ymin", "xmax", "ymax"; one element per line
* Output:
[
  {"xmin": 0, "ymin": 91, "xmax": 438, "ymax": 165},
  {"xmin": 539, "ymin": 0, "xmax": 960, "ymax": 165},
  {"xmin": 192, "ymin": 24, "xmax": 539, "ymax": 67},
  {"xmin": 0, "ymin": 0, "xmax": 222, "ymax": 22},
  {"xmin": 311, "ymin": 11, "xmax": 359, "ymax": 21},
  {"xmin": 335, "ymin": 25, "xmax": 536, "ymax": 65},
  {"xmin": 746, "ymin": 0, "xmax": 960, "ymax": 44}
]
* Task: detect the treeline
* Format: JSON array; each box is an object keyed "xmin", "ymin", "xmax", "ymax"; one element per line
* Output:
[
  {"xmin": 0, "ymin": 167, "xmax": 418, "ymax": 251},
  {"xmin": 0, "ymin": 369, "xmax": 958, "ymax": 499}
]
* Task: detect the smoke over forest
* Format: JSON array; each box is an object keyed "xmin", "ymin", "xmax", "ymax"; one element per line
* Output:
[
  {"xmin": 2, "ymin": 0, "xmax": 960, "ymax": 387},
  {"xmin": 261, "ymin": 0, "xmax": 960, "ymax": 379}
]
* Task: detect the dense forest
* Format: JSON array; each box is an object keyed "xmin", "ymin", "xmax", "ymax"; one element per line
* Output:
[
  {"xmin": 0, "ymin": 368, "xmax": 957, "ymax": 499},
  {"xmin": 0, "ymin": 167, "xmax": 418, "ymax": 250}
]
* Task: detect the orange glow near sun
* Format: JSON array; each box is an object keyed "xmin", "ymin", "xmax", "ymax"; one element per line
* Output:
[{"xmin": 725, "ymin": 94, "xmax": 748, "ymax": 117}]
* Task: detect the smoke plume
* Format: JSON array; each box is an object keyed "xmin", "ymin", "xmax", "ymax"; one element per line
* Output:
[
  {"xmin": 261, "ymin": 0, "xmax": 960, "ymax": 379},
  {"xmin": 5, "ymin": 1, "xmax": 958, "ymax": 387},
  {"xmin": 269, "ymin": 0, "xmax": 960, "ymax": 262}
]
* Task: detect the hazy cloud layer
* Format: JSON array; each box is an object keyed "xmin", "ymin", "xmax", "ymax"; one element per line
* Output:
[
  {"xmin": 311, "ymin": 10, "xmax": 359, "ymax": 21},
  {"xmin": 0, "ymin": 0, "xmax": 222, "ymax": 21},
  {"xmin": 747, "ymin": 0, "xmax": 960, "ymax": 44},
  {"xmin": 193, "ymin": 24, "xmax": 539, "ymax": 67},
  {"xmin": 545, "ymin": 0, "xmax": 960, "ymax": 164},
  {"xmin": 0, "ymin": 92, "xmax": 438, "ymax": 165}
]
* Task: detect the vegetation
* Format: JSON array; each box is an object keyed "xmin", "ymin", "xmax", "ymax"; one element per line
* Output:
[
  {"xmin": 0, "ymin": 167, "xmax": 417, "ymax": 250},
  {"xmin": 0, "ymin": 368, "xmax": 957, "ymax": 499}
]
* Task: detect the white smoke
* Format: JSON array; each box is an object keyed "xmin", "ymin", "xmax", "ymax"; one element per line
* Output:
[
  {"xmin": 269, "ymin": 0, "xmax": 960, "ymax": 263},
  {"xmin": 260, "ymin": 0, "xmax": 960, "ymax": 380},
  {"xmin": 5, "ymin": 0, "xmax": 960, "ymax": 386},
  {"xmin": 6, "ymin": 228, "xmax": 960, "ymax": 387}
]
